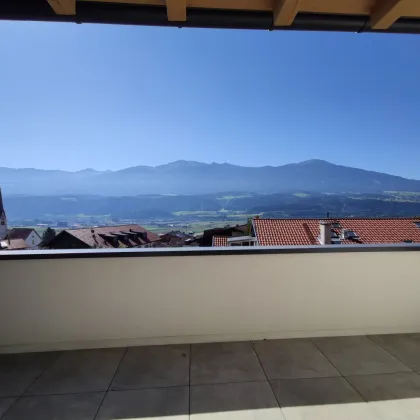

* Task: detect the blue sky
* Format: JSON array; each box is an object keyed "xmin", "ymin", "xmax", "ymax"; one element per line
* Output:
[{"xmin": 1, "ymin": 21, "xmax": 420, "ymax": 178}]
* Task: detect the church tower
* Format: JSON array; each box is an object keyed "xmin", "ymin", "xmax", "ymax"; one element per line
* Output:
[{"xmin": 0, "ymin": 187, "xmax": 7, "ymax": 240}]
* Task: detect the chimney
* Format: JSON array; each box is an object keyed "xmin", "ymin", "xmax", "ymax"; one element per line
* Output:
[{"xmin": 319, "ymin": 220, "xmax": 332, "ymax": 245}]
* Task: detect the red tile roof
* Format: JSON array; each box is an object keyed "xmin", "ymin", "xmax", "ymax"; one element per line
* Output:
[
  {"xmin": 0, "ymin": 239, "xmax": 27, "ymax": 250},
  {"xmin": 7, "ymin": 228, "xmax": 39, "ymax": 241},
  {"xmin": 61, "ymin": 224, "xmax": 160, "ymax": 249},
  {"xmin": 212, "ymin": 236, "xmax": 228, "ymax": 247},
  {"xmin": 253, "ymin": 218, "xmax": 420, "ymax": 246}
]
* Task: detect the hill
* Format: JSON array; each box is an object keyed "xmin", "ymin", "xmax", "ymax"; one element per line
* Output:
[
  {"xmin": 5, "ymin": 192, "xmax": 420, "ymax": 221},
  {"xmin": 1, "ymin": 159, "xmax": 420, "ymax": 196}
]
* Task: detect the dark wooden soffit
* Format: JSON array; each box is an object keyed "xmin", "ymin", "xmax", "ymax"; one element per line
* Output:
[{"xmin": 2, "ymin": 0, "xmax": 420, "ymax": 33}]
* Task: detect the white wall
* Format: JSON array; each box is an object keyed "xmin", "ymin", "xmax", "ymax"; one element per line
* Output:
[
  {"xmin": 25, "ymin": 230, "xmax": 42, "ymax": 250},
  {"xmin": 1, "ymin": 250, "xmax": 420, "ymax": 353}
]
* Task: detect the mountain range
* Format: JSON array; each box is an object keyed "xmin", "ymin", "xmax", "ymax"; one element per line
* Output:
[{"xmin": 1, "ymin": 159, "xmax": 419, "ymax": 196}]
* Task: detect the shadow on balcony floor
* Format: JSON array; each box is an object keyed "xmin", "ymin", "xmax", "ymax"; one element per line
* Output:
[{"xmin": 1, "ymin": 334, "xmax": 420, "ymax": 419}]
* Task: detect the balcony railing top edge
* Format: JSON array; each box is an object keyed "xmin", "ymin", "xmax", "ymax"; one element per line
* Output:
[{"xmin": 0, "ymin": 243, "xmax": 420, "ymax": 260}]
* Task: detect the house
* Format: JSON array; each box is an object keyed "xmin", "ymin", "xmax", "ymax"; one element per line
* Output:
[
  {"xmin": 199, "ymin": 224, "xmax": 248, "ymax": 247},
  {"xmin": 0, "ymin": 238, "xmax": 27, "ymax": 251},
  {"xmin": 6, "ymin": 228, "xmax": 43, "ymax": 250},
  {"xmin": 160, "ymin": 231, "xmax": 198, "ymax": 247},
  {"xmin": 212, "ymin": 236, "xmax": 228, "ymax": 247},
  {"xmin": 47, "ymin": 224, "xmax": 161, "ymax": 249},
  {"xmin": 212, "ymin": 235, "xmax": 257, "ymax": 247},
  {"xmin": 251, "ymin": 218, "xmax": 420, "ymax": 246}
]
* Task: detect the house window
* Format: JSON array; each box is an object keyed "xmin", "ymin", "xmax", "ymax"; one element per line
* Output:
[
  {"xmin": 341, "ymin": 230, "xmax": 359, "ymax": 240},
  {"xmin": 0, "ymin": 220, "xmax": 4, "ymax": 226}
]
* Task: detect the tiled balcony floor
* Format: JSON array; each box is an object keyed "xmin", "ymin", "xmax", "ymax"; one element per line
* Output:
[{"xmin": 2, "ymin": 334, "xmax": 420, "ymax": 419}]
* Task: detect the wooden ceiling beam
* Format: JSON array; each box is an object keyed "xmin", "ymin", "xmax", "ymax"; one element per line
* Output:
[
  {"xmin": 47, "ymin": 0, "xmax": 76, "ymax": 14},
  {"xmin": 273, "ymin": 0, "xmax": 300, "ymax": 26},
  {"xmin": 370, "ymin": 0, "xmax": 406, "ymax": 29},
  {"xmin": 166, "ymin": 0, "xmax": 187, "ymax": 21}
]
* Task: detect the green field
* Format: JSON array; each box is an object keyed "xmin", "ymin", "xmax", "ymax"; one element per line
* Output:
[
  {"xmin": 385, "ymin": 191, "xmax": 420, "ymax": 196},
  {"xmin": 144, "ymin": 219, "xmax": 249, "ymax": 235},
  {"xmin": 216, "ymin": 194, "xmax": 252, "ymax": 200},
  {"xmin": 172, "ymin": 211, "xmax": 218, "ymax": 216}
]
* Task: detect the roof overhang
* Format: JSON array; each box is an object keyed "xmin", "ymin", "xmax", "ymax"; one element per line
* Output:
[{"xmin": 3, "ymin": 0, "xmax": 420, "ymax": 34}]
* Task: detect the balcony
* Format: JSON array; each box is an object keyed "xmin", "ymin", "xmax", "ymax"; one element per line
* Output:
[
  {"xmin": 1, "ymin": 245, "xmax": 420, "ymax": 418},
  {"xmin": 2, "ymin": 335, "xmax": 420, "ymax": 419}
]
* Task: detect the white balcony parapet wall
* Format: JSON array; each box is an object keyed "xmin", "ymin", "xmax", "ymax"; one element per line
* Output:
[{"xmin": 1, "ymin": 247, "xmax": 420, "ymax": 353}]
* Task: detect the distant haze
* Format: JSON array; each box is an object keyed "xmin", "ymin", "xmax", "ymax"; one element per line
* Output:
[{"xmin": 1, "ymin": 160, "xmax": 420, "ymax": 196}]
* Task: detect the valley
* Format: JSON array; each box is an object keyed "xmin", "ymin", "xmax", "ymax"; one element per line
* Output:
[{"xmin": 5, "ymin": 191, "xmax": 420, "ymax": 235}]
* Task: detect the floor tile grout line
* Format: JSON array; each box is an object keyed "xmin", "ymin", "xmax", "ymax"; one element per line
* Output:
[
  {"xmin": 193, "ymin": 379, "xmax": 270, "ymax": 388},
  {"xmin": 0, "ymin": 397, "xmax": 17, "ymax": 420},
  {"xmin": 5, "ymin": 384, "xmax": 198, "ymax": 400},
  {"xmin": 9, "ymin": 369, "xmax": 409, "ymax": 400},
  {"xmin": 339, "ymin": 376, "xmax": 368, "ymax": 403},
  {"xmin": 309, "ymin": 338, "xmax": 368, "ymax": 403},
  {"xmin": 93, "ymin": 347, "xmax": 128, "ymax": 420},
  {"xmin": 12, "ymin": 390, "xmax": 119, "ymax": 398},
  {"xmin": 249, "ymin": 340, "xmax": 270, "ymax": 383},
  {"xmin": 0, "ymin": 397, "xmax": 18, "ymax": 420},
  {"xmin": 364, "ymin": 335, "xmax": 420, "ymax": 378},
  {"xmin": 308, "ymin": 338, "xmax": 344, "ymax": 378},
  {"xmin": 23, "ymin": 351, "xmax": 63, "ymax": 395},
  {"xmin": 344, "ymin": 370, "xmax": 419, "ymax": 378},
  {"xmin": 365, "ymin": 335, "xmax": 414, "ymax": 372},
  {"xmin": 0, "ymin": 351, "xmax": 63, "ymax": 420},
  {"xmin": 8, "ymin": 374, "xmax": 390, "ymax": 401},
  {"xmin": 250, "ymin": 341, "xmax": 287, "ymax": 419}
]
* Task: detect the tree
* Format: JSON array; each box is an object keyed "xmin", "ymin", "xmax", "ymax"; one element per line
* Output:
[{"xmin": 41, "ymin": 227, "xmax": 56, "ymax": 248}]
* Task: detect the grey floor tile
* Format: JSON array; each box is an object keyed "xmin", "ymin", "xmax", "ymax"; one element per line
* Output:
[
  {"xmin": 0, "ymin": 352, "xmax": 59, "ymax": 397},
  {"xmin": 191, "ymin": 341, "xmax": 266, "ymax": 385},
  {"xmin": 369, "ymin": 334, "xmax": 420, "ymax": 371},
  {"xmin": 271, "ymin": 377, "xmax": 378, "ymax": 420},
  {"xmin": 191, "ymin": 381, "xmax": 285, "ymax": 420},
  {"xmin": 110, "ymin": 344, "xmax": 189, "ymax": 390},
  {"xmin": 26, "ymin": 348, "xmax": 125, "ymax": 395},
  {"xmin": 347, "ymin": 373, "xmax": 420, "ymax": 420},
  {"xmin": 346, "ymin": 372, "xmax": 420, "ymax": 401},
  {"xmin": 96, "ymin": 387, "xmax": 189, "ymax": 420},
  {"xmin": 312, "ymin": 336, "xmax": 411, "ymax": 375},
  {"xmin": 1, "ymin": 393, "xmax": 104, "ymax": 420},
  {"xmin": 271, "ymin": 377, "xmax": 364, "ymax": 406},
  {"xmin": 252, "ymin": 339, "xmax": 340, "ymax": 380},
  {"xmin": 0, "ymin": 398, "xmax": 17, "ymax": 417}
]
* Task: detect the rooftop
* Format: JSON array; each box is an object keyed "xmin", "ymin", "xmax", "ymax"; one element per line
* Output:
[
  {"xmin": 253, "ymin": 218, "xmax": 420, "ymax": 246},
  {"xmin": 2, "ymin": 333, "xmax": 420, "ymax": 419},
  {"xmin": 212, "ymin": 236, "xmax": 228, "ymax": 247},
  {"xmin": 51, "ymin": 224, "xmax": 160, "ymax": 249},
  {"xmin": 7, "ymin": 228, "xmax": 37, "ymax": 241},
  {"xmin": 5, "ymin": 0, "xmax": 420, "ymax": 34},
  {"xmin": 0, "ymin": 239, "xmax": 27, "ymax": 251}
]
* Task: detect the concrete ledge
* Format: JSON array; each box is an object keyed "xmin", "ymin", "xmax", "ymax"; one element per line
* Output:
[
  {"xmin": 1, "ymin": 250, "xmax": 420, "ymax": 353},
  {"xmin": 1, "ymin": 243, "xmax": 420, "ymax": 260}
]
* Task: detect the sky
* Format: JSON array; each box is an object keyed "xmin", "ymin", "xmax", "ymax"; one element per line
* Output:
[{"xmin": 1, "ymin": 21, "xmax": 420, "ymax": 178}]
